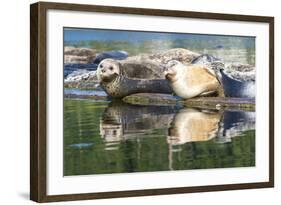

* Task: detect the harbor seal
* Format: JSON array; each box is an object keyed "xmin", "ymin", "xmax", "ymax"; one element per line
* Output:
[
  {"xmin": 97, "ymin": 59, "xmax": 173, "ymax": 98},
  {"xmin": 191, "ymin": 54, "xmax": 255, "ymax": 98},
  {"xmin": 164, "ymin": 60, "xmax": 220, "ymax": 99},
  {"xmin": 219, "ymin": 68, "xmax": 255, "ymax": 98}
]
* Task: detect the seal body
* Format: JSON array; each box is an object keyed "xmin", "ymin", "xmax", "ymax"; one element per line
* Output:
[
  {"xmin": 101, "ymin": 75, "xmax": 172, "ymax": 98},
  {"xmin": 220, "ymin": 69, "xmax": 255, "ymax": 98},
  {"xmin": 97, "ymin": 59, "xmax": 172, "ymax": 98},
  {"xmin": 164, "ymin": 60, "xmax": 220, "ymax": 99},
  {"xmin": 191, "ymin": 54, "xmax": 256, "ymax": 98}
]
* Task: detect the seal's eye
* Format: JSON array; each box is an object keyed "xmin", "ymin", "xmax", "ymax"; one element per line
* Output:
[
  {"xmin": 99, "ymin": 64, "xmax": 103, "ymax": 68},
  {"xmin": 109, "ymin": 66, "xmax": 113, "ymax": 71}
]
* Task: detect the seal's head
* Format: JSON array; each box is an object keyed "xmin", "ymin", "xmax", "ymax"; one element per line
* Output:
[
  {"xmin": 164, "ymin": 60, "xmax": 183, "ymax": 82},
  {"xmin": 97, "ymin": 59, "xmax": 121, "ymax": 82}
]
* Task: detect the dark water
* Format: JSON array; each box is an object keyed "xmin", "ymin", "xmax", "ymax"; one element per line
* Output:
[
  {"xmin": 64, "ymin": 99, "xmax": 255, "ymax": 176},
  {"xmin": 64, "ymin": 89, "xmax": 107, "ymax": 97}
]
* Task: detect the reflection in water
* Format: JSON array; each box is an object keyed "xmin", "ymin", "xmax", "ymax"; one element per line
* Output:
[
  {"xmin": 167, "ymin": 108, "xmax": 221, "ymax": 145},
  {"xmin": 64, "ymin": 99, "xmax": 255, "ymax": 176},
  {"xmin": 99, "ymin": 104, "xmax": 255, "ymax": 171},
  {"xmin": 100, "ymin": 103, "xmax": 255, "ymax": 147},
  {"xmin": 216, "ymin": 110, "xmax": 255, "ymax": 143},
  {"xmin": 100, "ymin": 101, "xmax": 177, "ymax": 150}
]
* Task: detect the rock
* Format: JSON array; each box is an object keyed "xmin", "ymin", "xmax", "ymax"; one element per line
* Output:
[
  {"xmin": 184, "ymin": 97, "xmax": 255, "ymax": 111},
  {"xmin": 65, "ymin": 70, "xmax": 97, "ymax": 82},
  {"xmin": 64, "ymin": 46, "xmax": 96, "ymax": 56},
  {"xmin": 191, "ymin": 54, "xmax": 221, "ymax": 65},
  {"xmin": 123, "ymin": 93, "xmax": 255, "ymax": 111},
  {"xmin": 64, "ymin": 93, "xmax": 107, "ymax": 100},
  {"xmin": 64, "ymin": 47, "xmax": 97, "ymax": 64},
  {"xmin": 224, "ymin": 63, "xmax": 255, "ymax": 81},
  {"xmin": 64, "ymin": 70, "xmax": 100, "ymax": 90},
  {"xmin": 226, "ymin": 63, "xmax": 255, "ymax": 72},
  {"xmin": 92, "ymin": 50, "xmax": 128, "ymax": 64},
  {"xmin": 64, "ymin": 55, "xmax": 92, "ymax": 64},
  {"xmin": 64, "ymin": 63, "xmax": 98, "ymax": 78},
  {"xmin": 127, "ymin": 48, "xmax": 200, "ymax": 65},
  {"xmin": 122, "ymin": 93, "xmax": 180, "ymax": 105}
]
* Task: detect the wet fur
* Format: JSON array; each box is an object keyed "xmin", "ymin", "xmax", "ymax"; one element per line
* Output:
[
  {"xmin": 97, "ymin": 59, "xmax": 172, "ymax": 98},
  {"xmin": 165, "ymin": 63, "xmax": 220, "ymax": 99}
]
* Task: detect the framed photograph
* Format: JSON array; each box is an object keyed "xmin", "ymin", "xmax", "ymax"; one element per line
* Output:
[{"xmin": 30, "ymin": 1, "xmax": 274, "ymax": 202}]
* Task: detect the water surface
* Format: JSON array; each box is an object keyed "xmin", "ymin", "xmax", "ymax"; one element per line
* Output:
[{"xmin": 64, "ymin": 99, "xmax": 255, "ymax": 176}]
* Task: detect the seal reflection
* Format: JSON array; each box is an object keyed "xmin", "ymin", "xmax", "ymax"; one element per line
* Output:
[
  {"xmin": 167, "ymin": 108, "xmax": 255, "ymax": 170},
  {"xmin": 167, "ymin": 108, "xmax": 221, "ymax": 145},
  {"xmin": 100, "ymin": 101, "xmax": 255, "ymax": 149},
  {"xmin": 100, "ymin": 101, "xmax": 177, "ymax": 150},
  {"xmin": 98, "ymin": 101, "xmax": 255, "ymax": 171}
]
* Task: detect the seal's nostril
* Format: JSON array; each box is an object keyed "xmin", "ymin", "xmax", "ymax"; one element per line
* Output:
[{"xmin": 102, "ymin": 69, "xmax": 105, "ymax": 73}]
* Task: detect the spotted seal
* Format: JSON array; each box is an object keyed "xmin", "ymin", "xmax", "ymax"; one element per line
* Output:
[
  {"xmin": 164, "ymin": 60, "xmax": 220, "ymax": 99},
  {"xmin": 191, "ymin": 54, "xmax": 255, "ymax": 98},
  {"xmin": 97, "ymin": 59, "xmax": 172, "ymax": 98},
  {"xmin": 219, "ymin": 67, "xmax": 255, "ymax": 98}
]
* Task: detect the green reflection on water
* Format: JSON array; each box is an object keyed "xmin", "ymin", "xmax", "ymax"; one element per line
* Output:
[{"xmin": 64, "ymin": 99, "xmax": 255, "ymax": 176}]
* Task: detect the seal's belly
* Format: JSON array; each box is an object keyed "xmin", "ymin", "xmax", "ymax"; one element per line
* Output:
[
  {"xmin": 172, "ymin": 79, "xmax": 218, "ymax": 99},
  {"xmin": 172, "ymin": 81, "xmax": 203, "ymax": 99}
]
